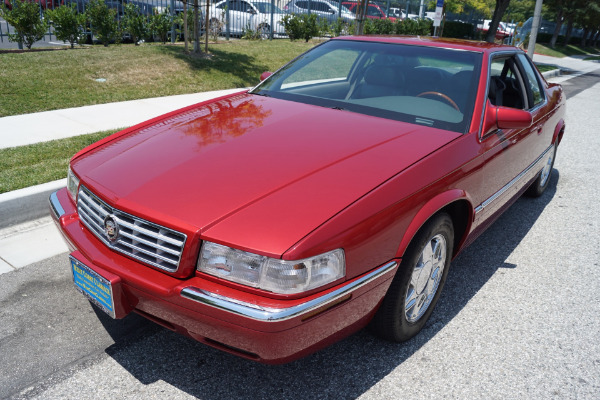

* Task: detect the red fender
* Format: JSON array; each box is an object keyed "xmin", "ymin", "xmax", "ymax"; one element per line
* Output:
[
  {"xmin": 395, "ymin": 189, "xmax": 473, "ymax": 259},
  {"xmin": 553, "ymin": 119, "xmax": 565, "ymax": 146}
]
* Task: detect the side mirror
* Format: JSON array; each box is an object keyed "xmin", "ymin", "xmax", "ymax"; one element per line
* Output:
[
  {"xmin": 260, "ymin": 71, "xmax": 272, "ymax": 81},
  {"xmin": 496, "ymin": 106, "xmax": 533, "ymax": 129},
  {"xmin": 482, "ymin": 100, "xmax": 532, "ymax": 135}
]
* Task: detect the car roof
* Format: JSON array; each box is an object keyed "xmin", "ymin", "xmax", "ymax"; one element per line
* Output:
[{"xmin": 332, "ymin": 36, "xmax": 520, "ymax": 54}]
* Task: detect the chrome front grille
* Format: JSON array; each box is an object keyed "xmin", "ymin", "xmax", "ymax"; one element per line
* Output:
[{"xmin": 77, "ymin": 186, "xmax": 187, "ymax": 272}]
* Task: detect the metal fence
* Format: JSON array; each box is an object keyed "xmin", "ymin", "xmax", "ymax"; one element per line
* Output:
[{"xmin": 0, "ymin": 0, "xmax": 408, "ymax": 45}]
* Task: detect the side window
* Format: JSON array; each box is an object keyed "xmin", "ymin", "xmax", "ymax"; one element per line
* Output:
[
  {"xmin": 281, "ymin": 48, "xmax": 361, "ymax": 87},
  {"xmin": 313, "ymin": 2, "xmax": 331, "ymax": 12},
  {"xmin": 488, "ymin": 56, "xmax": 525, "ymax": 109},
  {"xmin": 517, "ymin": 53, "xmax": 545, "ymax": 108},
  {"xmin": 295, "ymin": 1, "xmax": 307, "ymax": 9}
]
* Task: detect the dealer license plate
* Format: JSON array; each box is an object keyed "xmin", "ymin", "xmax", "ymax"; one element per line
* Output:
[{"xmin": 70, "ymin": 256, "xmax": 115, "ymax": 318}]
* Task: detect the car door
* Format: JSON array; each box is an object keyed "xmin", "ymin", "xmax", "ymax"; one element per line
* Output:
[
  {"xmin": 217, "ymin": 0, "xmax": 246, "ymax": 34},
  {"xmin": 474, "ymin": 52, "xmax": 550, "ymax": 228},
  {"xmin": 311, "ymin": 1, "xmax": 337, "ymax": 22}
]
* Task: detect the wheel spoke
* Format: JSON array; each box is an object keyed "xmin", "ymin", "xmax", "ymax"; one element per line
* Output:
[
  {"xmin": 404, "ymin": 233, "xmax": 448, "ymax": 323},
  {"xmin": 422, "ymin": 240, "xmax": 434, "ymax": 261},
  {"xmin": 405, "ymin": 286, "xmax": 417, "ymax": 313}
]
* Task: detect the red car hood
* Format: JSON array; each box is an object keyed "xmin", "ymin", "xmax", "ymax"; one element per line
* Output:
[{"xmin": 73, "ymin": 93, "xmax": 460, "ymax": 257}]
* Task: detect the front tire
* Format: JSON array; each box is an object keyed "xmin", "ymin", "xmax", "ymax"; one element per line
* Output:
[{"xmin": 371, "ymin": 213, "xmax": 454, "ymax": 342}]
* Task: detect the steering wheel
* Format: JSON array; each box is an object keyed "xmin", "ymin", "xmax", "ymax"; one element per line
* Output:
[{"xmin": 416, "ymin": 91, "xmax": 460, "ymax": 112}]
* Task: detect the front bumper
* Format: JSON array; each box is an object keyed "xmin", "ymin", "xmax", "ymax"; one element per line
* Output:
[{"xmin": 50, "ymin": 188, "xmax": 398, "ymax": 363}]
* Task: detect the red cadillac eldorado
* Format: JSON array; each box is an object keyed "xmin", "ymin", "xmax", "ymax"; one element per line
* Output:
[{"xmin": 50, "ymin": 36, "xmax": 565, "ymax": 364}]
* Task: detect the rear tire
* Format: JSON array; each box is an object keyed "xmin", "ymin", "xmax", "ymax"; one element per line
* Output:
[
  {"xmin": 526, "ymin": 144, "xmax": 556, "ymax": 197},
  {"xmin": 258, "ymin": 23, "xmax": 270, "ymax": 39},
  {"xmin": 371, "ymin": 213, "xmax": 453, "ymax": 342}
]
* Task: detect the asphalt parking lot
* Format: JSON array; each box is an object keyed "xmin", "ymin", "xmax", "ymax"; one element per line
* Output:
[{"xmin": 1, "ymin": 71, "xmax": 599, "ymax": 399}]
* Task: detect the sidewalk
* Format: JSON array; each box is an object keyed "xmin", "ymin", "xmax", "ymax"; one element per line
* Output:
[
  {"xmin": 0, "ymin": 88, "xmax": 245, "ymax": 150},
  {"xmin": 532, "ymin": 53, "xmax": 600, "ymax": 82}
]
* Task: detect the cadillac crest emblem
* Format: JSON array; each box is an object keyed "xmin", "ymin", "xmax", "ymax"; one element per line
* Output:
[{"xmin": 103, "ymin": 215, "xmax": 119, "ymax": 242}]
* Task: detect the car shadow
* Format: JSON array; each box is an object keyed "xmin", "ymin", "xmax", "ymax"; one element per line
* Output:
[{"xmin": 97, "ymin": 170, "xmax": 560, "ymax": 399}]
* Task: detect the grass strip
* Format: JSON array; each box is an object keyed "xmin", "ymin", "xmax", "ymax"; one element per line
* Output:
[
  {"xmin": 0, "ymin": 129, "xmax": 119, "ymax": 194},
  {"xmin": 0, "ymin": 40, "xmax": 318, "ymax": 117},
  {"xmin": 534, "ymin": 64, "xmax": 559, "ymax": 73},
  {"xmin": 535, "ymin": 43, "xmax": 600, "ymax": 58}
]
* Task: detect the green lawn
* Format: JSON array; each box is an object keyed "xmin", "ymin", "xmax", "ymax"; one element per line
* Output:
[
  {"xmin": 0, "ymin": 40, "xmax": 318, "ymax": 117},
  {"xmin": 534, "ymin": 64, "xmax": 559, "ymax": 73},
  {"xmin": 0, "ymin": 130, "xmax": 118, "ymax": 193},
  {"xmin": 535, "ymin": 43, "xmax": 600, "ymax": 58}
]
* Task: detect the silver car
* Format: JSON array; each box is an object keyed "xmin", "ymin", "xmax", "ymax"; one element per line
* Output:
[
  {"xmin": 283, "ymin": 0, "xmax": 355, "ymax": 23},
  {"xmin": 209, "ymin": 0, "xmax": 288, "ymax": 37}
]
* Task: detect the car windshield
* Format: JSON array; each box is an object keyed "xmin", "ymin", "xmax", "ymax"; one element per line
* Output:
[
  {"xmin": 251, "ymin": 40, "xmax": 482, "ymax": 133},
  {"xmin": 253, "ymin": 2, "xmax": 285, "ymax": 13}
]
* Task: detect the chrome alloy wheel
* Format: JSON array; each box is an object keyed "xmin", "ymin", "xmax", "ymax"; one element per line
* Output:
[
  {"xmin": 404, "ymin": 234, "xmax": 447, "ymax": 323},
  {"xmin": 539, "ymin": 146, "xmax": 555, "ymax": 187}
]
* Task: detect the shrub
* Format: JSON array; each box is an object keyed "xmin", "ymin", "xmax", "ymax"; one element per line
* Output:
[
  {"xmin": 149, "ymin": 9, "xmax": 172, "ymax": 44},
  {"xmin": 122, "ymin": 3, "xmax": 148, "ymax": 45},
  {"xmin": 282, "ymin": 13, "xmax": 320, "ymax": 42},
  {"xmin": 331, "ymin": 17, "xmax": 352, "ymax": 37},
  {"xmin": 46, "ymin": 4, "xmax": 86, "ymax": 48},
  {"xmin": 85, "ymin": 0, "xmax": 119, "ymax": 46},
  {"xmin": 442, "ymin": 21, "xmax": 474, "ymax": 39},
  {"xmin": 0, "ymin": 0, "xmax": 48, "ymax": 50},
  {"xmin": 242, "ymin": 22, "xmax": 262, "ymax": 40},
  {"xmin": 536, "ymin": 32, "xmax": 553, "ymax": 44},
  {"xmin": 395, "ymin": 18, "xmax": 432, "ymax": 35}
]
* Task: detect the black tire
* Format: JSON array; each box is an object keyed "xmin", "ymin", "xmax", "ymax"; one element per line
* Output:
[
  {"xmin": 258, "ymin": 23, "xmax": 270, "ymax": 39},
  {"xmin": 370, "ymin": 213, "xmax": 454, "ymax": 342},
  {"xmin": 525, "ymin": 144, "xmax": 556, "ymax": 197}
]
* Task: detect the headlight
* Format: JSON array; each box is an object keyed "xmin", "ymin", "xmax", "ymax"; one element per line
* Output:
[
  {"xmin": 198, "ymin": 242, "xmax": 345, "ymax": 294},
  {"xmin": 67, "ymin": 167, "xmax": 80, "ymax": 203}
]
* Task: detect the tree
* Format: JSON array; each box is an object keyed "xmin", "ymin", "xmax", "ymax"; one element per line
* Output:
[
  {"xmin": 485, "ymin": 0, "xmax": 511, "ymax": 42},
  {"xmin": 0, "ymin": 0, "xmax": 48, "ymax": 50},
  {"xmin": 577, "ymin": 1, "xmax": 600, "ymax": 46},
  {"xmin": 46, "ymin": 4, "xmax": 86, "ymax": 49},
  {"xmin": 85, "ymin": 0, "xmax": 119, "ymax": 46},
  {"xmin": 442, "ymin": 0, "xmax": 493, "ymax": 15},
  {"xmin": 122, "ymin": 3, "xmax": 147, "ymax": 45},
  {"xmin": 546, "ymin": 0, "xmax": 566, "ymax": 48}
]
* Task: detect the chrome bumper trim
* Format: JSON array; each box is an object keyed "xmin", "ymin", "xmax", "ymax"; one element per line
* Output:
[
  {"xmin": 49, "ymin": 191, "xmax": 66, "ymax": 219},
  {"xmin": 181, "ymin": 261, "xmax": 398, "ymax": 322}
]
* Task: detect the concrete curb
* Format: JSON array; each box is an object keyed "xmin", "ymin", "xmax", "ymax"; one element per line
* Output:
[
  {"xmin": 0, "ymin": 179, "xmax": 66, "ymax": 229},
  {"xmin": 542, "ymin": 69, "xmax": 562, "ymax": 79}
]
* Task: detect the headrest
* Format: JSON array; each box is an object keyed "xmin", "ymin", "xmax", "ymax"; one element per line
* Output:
[{"xmin": 364, "ymin": 65, "xmax": 404, "ymax": 87}]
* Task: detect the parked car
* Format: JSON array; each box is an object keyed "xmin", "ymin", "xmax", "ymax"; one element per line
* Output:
[
  {"xmin": 284, "ymin": 0, "xmax": 355, "ymax": 23},
  {"xmin": 478, "ymin": 20, "xmax": 512, "ymax": 41},
  {"xmin": 388, "ymin": 6, "xmax": 402, "ymax": 18},
  {"xmin": 63, "ymin": 0, "xmax": 156, "ymax": 16},
  {"xmin": 51, "ymin": 36, "xmax": 565, "ymax": 364},
  {"xmin": 207, "ymin": 0, "xmax": 287, "ymax": 37},
  {"xmin": 341, "ymin": 1, "xmax": 396, "ymax": 21},
  {"xmin": 2, "ymin": 0, "xmax": 60, "ymax": 10}
]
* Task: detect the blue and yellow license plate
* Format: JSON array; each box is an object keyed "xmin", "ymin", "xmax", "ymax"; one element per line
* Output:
[{"xmin": 70, "ymin": 256, "xmax": 115, "ymax": 318}]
